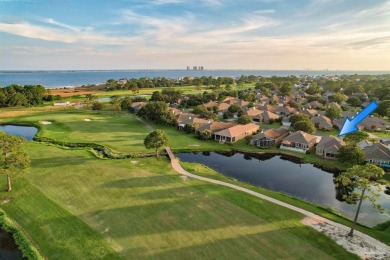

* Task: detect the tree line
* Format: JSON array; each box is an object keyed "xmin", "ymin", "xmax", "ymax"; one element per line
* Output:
[{"xmin": 0, "ymin": 84, "xmax": 61, "ymax": 108}]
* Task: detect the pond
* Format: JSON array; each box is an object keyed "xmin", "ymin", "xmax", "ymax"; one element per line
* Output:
[
  {"xmin": 176, "ymin": 152, "xmax": 390, "ymax": 227},
  {"xmin": 0, "ymin": 229, "xmax": 24, "ymax": 260},
  {"xmin": 0, "ymin": 125, "xmax": 38, "ymax": 141}
]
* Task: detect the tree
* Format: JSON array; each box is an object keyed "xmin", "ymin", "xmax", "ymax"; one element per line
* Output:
[
  {"xmin": 293, "ymin": 120, "xmax": 316, "ymax": 134},
  {"xmin": 85, "ymin": 94, "xmax": 98, "ymax": 108},
  {"xmin": 144, "ymin": 130, "xmax": 168, "ymax": 157},
  {"xmin": 325, "ymin": 107, "xmax": 342, "ymax": 120},
  {"xmin": 137, "ymin": 102, "xmax": 176, "ymax": 125},
  {"xmin": 280, "ymin": 82, "xmax": 293, "ymax": 96},
  {"xmin": 228, "ymin": 104, "xmax": 242, "ymax": 115},
  {"xmin": 377, "ymin": 100, "xmax": 390, "ymax": 117},
  {"xmin": 336, "ymin": 164, "xmax": 388, "ymax": 237},
  {"xmin": 347, "ymin": 96, "xmax": 361, "ymax": 107},
  {"xmin": 92, "ymin": 102, "xmax": 104, "ymax": 114},
  {"xmin": 289, "ymin": 114, "xmax": 310, "ymax": 125},
  {"xmin": 343, "ymin": 131, "xmax": 369, "ymax": 145},
  {"xmin": 329, "ymin": 93, "xmax": 347, "ymax": 103},
  {"xmin": 0, "ymin": 132, "xmax": 30, "ymax": 191},
  {"xmin": 121, "ymin": 96, "xmax": 133, "ymax": 110},
  {"xmin": 110, "ymin": 95, "xmax": 122, "ymax": 114},
  {"xmin": 338, "ymin": 145, "xmax": 365, "ymax": 165},
  {"xmin": 202, "ymin": 130, "xmax": 212, "ymax": 140},
  {"xmin": 237, "ymin": 115, "xmax": 252, "ymax": 125}
]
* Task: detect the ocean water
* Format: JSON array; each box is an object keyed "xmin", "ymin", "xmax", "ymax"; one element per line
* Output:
[{"xmin": 0, "ymin": 70, "xmax": 389, "ymax": 88}]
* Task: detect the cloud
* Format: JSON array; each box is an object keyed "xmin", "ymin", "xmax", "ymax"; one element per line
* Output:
[
  {"xmin": 254, "ymin": 9, "xmax": 275, "ymax": 14},
  {"xmin": 347, "ymin": 36, "xmax": 390, "ymax": 49}
]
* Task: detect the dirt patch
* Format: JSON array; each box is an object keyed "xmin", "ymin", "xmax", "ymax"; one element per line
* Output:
[
  {"xmin": 302, "ymin": 217, "xmax": 390, "ymax": 259},
  {"xmin": 1, "ymin": 198, "xmax": 11, "ymax": 204},
  {"xmin": 50, "ymin": 88, "xmax": 97, "ymax": 97}
]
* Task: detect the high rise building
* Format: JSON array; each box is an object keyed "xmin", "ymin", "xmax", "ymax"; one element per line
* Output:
[{"xmin": 193, "ymin": 66, "xmax": 198, "ymax": 70}]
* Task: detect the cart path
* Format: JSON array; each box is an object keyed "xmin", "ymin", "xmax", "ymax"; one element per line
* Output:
[{"xmin": 165, "ymin": 147, "xmax": 390, "ymax": 259}]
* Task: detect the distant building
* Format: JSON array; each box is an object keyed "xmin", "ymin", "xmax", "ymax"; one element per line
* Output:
[
  {"xmin": 186, "ymin": 66, "xmax": 190, "ymax": 70},
  {"xmin": 199, "ymin": 66, "xmax": 204, "ymax": 70},
  {"xmin": 193, "ymin": 66, "xmax": 198, "ymax": 70}
]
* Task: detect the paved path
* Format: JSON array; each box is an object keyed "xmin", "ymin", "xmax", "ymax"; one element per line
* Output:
[
  {"xmin": 165, "ymin": 147, "xmax": 390, "ymax": 259},
  {"xmin": 128, "ymin": 114, "xmax": 155, "ymax": 132}
]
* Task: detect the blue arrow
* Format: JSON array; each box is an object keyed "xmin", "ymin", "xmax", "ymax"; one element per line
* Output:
[{"xmin": 338, "ymin": 101, "xmax": 379, "ymax": 136}]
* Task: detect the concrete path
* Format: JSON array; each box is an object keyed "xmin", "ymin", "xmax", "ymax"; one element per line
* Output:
[{"xmin": 165, "ymin": 147, "xmax": 390, "ymax": 259}]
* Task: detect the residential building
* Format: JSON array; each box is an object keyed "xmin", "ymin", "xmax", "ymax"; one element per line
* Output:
[
  {"xmin": 364, "ymin": 143, "xmax": 390, "ymax": 168},
  {"xmin": 214, "ymin": 123, "xmax": 259, "ymax": 143},
  {"xmin": 311, "ymin": 115, "xmax": 333, "ymax": 130},
  {"xmin": 250, "ymin": 127, "xmax": 290, "ymax": 148},
  {"xmin": 280, "ymin": 131, "xmax": 319, "ymax": 153},
  {"xmin": 316, "ymin": 136, "xmax": 345, "ymax": 159}
]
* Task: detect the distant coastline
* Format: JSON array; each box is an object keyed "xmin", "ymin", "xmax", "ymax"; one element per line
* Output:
[{"xmin": 1, "ymin": 69, "xmax": 390, "ymax": 88}]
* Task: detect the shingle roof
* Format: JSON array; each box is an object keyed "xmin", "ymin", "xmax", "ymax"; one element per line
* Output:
[
  {"xmin": 282, "ymin": 131, "xmax": 317, "ymax": 145},
  {"xmin": 317, "ymin": 136, "xmax": 345, "ymax": 151},
  {"xmin": 214, "ymin": 123, "xmax": 259, "ymax": 138},
  {"xmin": 364, "ymin": 143, "xmax": 390, "ymax": 161},
  {"xmin": 197, "ymin": 121, "xmax": 236, "ymax": 133}
]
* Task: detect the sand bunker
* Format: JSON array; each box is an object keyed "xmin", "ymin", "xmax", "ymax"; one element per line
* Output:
[
  {"xmin": 302, "ymin": 217, "xmax": 390, "ymax": 259},
  {"xmin": 41, "ymin": 121, "xmax": 52, "ymax": 125},
  {"xmin": 84, "ymin": 119, "xmax": 92, "ymax": 121}
]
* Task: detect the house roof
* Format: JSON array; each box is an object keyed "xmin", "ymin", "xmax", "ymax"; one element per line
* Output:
[
  {"xmin": 282, "ymin": 131, "xmax": 317, "ymax": 145},
  {"xmin": 317, "ymin": 136, "xmax": 345, "ymax": 152},
  {"xmin": 251, "ymin": 127, "xmax": 289, "ymax": 141},
  {"xmin": 204, "ymin": 101, "xmax": 219, "ymax": 108},
  {"xmin": 301, "ymin": 109, "xmax": 318, "ymax": 117},
  {"xmin": 311, "ymin": 115, "xmax": 333, "ymax": 128},
  {"xmin": 364, "ymin": 143, "xmax": 390, "ymax": 161},
  {"xmin": 245, "ymin": 108, "xmax": 262, "ymax": 117},
  {"xmin": 214, "ymin": 123, "xmax": 259, "ymax": 138},
  {"xmin": 197, "ymin": 121, "xmax": 236, "ymax": 133},
  {"xmin": 261, "ymin": 111, "xmax": 279, "ymax": 120}
]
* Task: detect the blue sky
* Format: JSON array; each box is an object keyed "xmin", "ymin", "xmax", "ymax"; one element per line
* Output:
[{"xmin": 0, "ymin": 0, "xmax": 389, "ymax": 70}]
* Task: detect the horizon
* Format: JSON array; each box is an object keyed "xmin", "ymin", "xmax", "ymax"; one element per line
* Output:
[{"xmin": 1, "ymin": 0, "xmax": 390, "ymax": 70}]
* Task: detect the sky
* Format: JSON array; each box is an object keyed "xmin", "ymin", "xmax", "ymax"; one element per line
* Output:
[{"xmin": 0, "ymin": 0, "xmax": 390, "ymax": 70}]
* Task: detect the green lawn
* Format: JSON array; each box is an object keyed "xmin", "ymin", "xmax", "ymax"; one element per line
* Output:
[{"xmin": 0, "ymin": 143, "xmax": 357, "ymax": 259}]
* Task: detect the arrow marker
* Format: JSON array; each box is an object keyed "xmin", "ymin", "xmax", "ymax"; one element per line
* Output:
[{"xmin": 338, "ymin": 101, "xmax": 379, "ymax": 136}]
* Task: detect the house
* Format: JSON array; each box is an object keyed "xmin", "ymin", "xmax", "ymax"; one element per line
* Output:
[
  {"xmin": 364, "ymin": 143, "xmax": 390, "ymax": 168},
  {"xmin": 217, "ymin": 103, "xmax": 230, "ymax": 115},
  {"xmin": 214, "ymin": 123, "xmax": 259, "ymax": 143},
  {"xmin": 259, "ymin": 111, "xmax": 280, "ymax": 123},
  {"xmin": 274, "ymin": 106, "xmax": 297, "ymax": 117},
  {"xmin": 130, "ymin": 102, "xmax": 146, "ymax": 113},
  {"xmin": 280, "ymin": 131, "xmax": 319, "ymax": 153},
  {"xmin": 250, "ymin": 127, "xmax": 290, "ymax": 148},
  {"xmin": 357, "ymin": 139, "xmax": 373, "ymax": 149},
  {"xmin": 244, "ymin": 107, "xmax": 262, "ymax": 117},
  {"xmin": 326, "ymin": 102, "xmax": 341, "ymax": 110},
  {"xmin": 305, "ymin": 101, "xmax": 323, "ymax": 110},
  {"xmin": 316, "ymin": 136, "xmax": 345, "ymax": 159},
  {"xmin": 196, "ymin": 121, "xmax": 236, "ymax": 137},
  {"xmin": 204, "ymin": 101, "xmax": 219, "ymax": 109},
  {"xmin": 311, "ymin": 115, "xmax": 333, "ymax": 130},
  {"xmin": 257, "ymin": 104, "xmax": 277, "ymax": 113},
  {"xmin": 360, "ymin": 116, "xmax": 390, "ymax": 131},
  {"xmin": 301, "ymin": 109, "xmax": 318, "ymax": 118},
  {"xmin": 176, "ymin": 113, "xmax": 210, "ymax": 129}
]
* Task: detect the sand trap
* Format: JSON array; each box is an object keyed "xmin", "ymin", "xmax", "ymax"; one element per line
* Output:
[
  {"xmin": 302, "ymin": 217, "xmax": 390, "ymax": 259},
  {"xmin": 130, "ymin": 161, "xmax": 138, "ymax": 164},
  {"xmin": 84, "ymin": 119, "xmax": 92, "ymax": 121},
  {"xmin": 41, "ymin": 121, "xmax": 52, "ymax": 125},
  {"xmin": 189, "ymin": 144, "xmax": 201, "ymax": 147}
]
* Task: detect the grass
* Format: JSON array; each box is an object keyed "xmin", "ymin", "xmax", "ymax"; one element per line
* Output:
[{"xmin": 0, "ymin": 143, "xmax": 357, "ymax": 259}]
